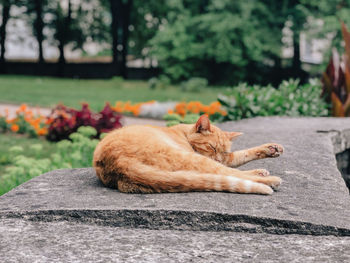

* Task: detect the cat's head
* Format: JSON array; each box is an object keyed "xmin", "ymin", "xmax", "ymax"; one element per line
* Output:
[{"xmin": 187, "ymin": 115, "xmax": 242, "ymax": 162}]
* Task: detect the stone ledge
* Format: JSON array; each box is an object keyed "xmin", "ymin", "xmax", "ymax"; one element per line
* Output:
[
  {"xmin": 1, "ymin": 117, "xmax": 350, "ymax": 261},
  {"xmin": 1, "ymin": 117, "xmax": 350, "ymax": 234}
]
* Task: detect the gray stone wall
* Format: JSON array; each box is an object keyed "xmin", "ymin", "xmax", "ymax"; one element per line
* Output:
[{"xmin": 2, "ymin": 117, "xmax": 350, "ymax": 262}]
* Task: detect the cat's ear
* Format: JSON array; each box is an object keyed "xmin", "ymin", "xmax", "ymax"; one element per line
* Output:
[
  {"xmin": 195, "ymin": 115, "xmax": 211, "ymax": 133},
  {"xmin": 226, "ymin": 131, "xmax": 243, "ymax": 141}
]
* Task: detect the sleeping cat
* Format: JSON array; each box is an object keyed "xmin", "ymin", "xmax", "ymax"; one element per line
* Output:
[{"xmin": 93, "ymin": 115, "xmax": 283, "ymax": 195}]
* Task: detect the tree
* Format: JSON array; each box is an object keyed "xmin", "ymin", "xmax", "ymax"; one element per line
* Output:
[
  {"xmin": 275, "ymin": 0, "xmax": 309, "ymax": 78},
  {"xmin": 33, "ymin": 0, "xmax": 45, "ymax": 63},
  {"xmin": 102, "ymin": 0, "xmax": 170, "ymax": 76},
  {"xmin": 108, "ymin": 0, "xmax": 120, "ymax": 72},
  {"xmin": 128, "ymin": 0, "xmax": 173, "ymax": 62},
  {"xmin": 0, "ymin": 0, "xmax": 11, "ymax": 64},
  {"xmin": 150, "ymin": 0, "xmax": 284, "ymax": 84},
  {"xmin": 24, "ymin": 0, "xmax": 47, "ymax": 63},
  {"xmin": 107, "ymin": 0, "xmax": 133, "ymax": 77},
  {"xmin": 300, "ymin": 0, "xmax": 350, "ymax": 64},
  {"xmin": 120, "ymin": 0, "xmax": 132, "ymax": 77},
  {"xmin": 46, "ymin": 0, "xmax": 85, "ymax": 65}
]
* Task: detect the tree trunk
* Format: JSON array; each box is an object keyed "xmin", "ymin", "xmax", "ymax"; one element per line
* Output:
[
  {"xmin": 58, "ymin": 41, "xmax": 65, "ymax": 64},
  {"xmin": 0, "ymin": 0, "xmax": 11, "ymax": 64},
  {"xmin": 292, "ymin": 30, "xmax": 301, "ymax": 77},
  {"xmin": 34, "ymin": 0, "xmax": 44, "ymax": 63},
  {"xmin": 120, "ymin": 0, "xmax": 132, "ymax": 78},
  {"xmin": 109, "ymin": 0, "xmax": 120, "ymax": 74},
  {"xmin": 58, "ymin": 0, "xmax": 71, "ymax": 65}
]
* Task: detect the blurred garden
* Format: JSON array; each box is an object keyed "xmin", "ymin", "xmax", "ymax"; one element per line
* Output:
[{"xmin": 1, "ymin": 0, "xmax": 350, "ymax": 194}]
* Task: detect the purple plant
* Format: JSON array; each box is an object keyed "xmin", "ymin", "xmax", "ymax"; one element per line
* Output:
[{"xmin": 47, "ymin": 103, "xmax": 123, "ymax": 141}]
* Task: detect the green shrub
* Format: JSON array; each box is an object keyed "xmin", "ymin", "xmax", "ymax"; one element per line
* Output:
[
  {"xmin": 0, "ymin": 116, "xmax": 8, "ymax": 132},
  {"xmin": 163, "ymin": 113, "xmax": 217, "ymax": 127},
  {"xmin": 148, "ymin": 75, "xmax": 171, "ymax": 90},
  {"xmin": 164, "ymin": 113, "xmax": 201, "ymax": 127},
  {"xmin": 0, "ymin": 126, "xmax": 100, "ymax": 195},
  {"xmin": 148, "ymin": 77, "xmax": 158, "ymax": 90},
  {"xmin": 181, "ymin": 77, "xmax": 208, "ymax": 92},
  {"xmin": 218, "ymin": 79, "xmax": 329, "ymax": 121}
]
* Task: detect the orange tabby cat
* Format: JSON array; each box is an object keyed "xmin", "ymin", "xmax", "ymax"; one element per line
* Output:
[{"xmin": 93, "ymin": 115, "xmax": 284, "ymax": 195}]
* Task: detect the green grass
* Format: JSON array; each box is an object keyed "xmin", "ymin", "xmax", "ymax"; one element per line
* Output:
[
  {"xmin": 0, "ymin": 75, "xmax": 220, "ymax": 111},
  {"xmin": 0, "ymin": 133, "xmax": 56, "ymax": 177}
]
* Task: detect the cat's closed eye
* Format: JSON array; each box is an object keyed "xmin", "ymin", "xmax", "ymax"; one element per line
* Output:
[{"xmin": 209, "ymin": 144, "xmax": 216, "ymax": 153}]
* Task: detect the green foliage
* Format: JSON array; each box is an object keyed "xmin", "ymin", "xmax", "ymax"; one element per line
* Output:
[
  {"xmin": 164, "ymin": 113, "xmax": 201, "ymax": 127},
  {"xmin": 45, "ymin": 0, "xmax": 86, "ymax": 59},
  {"xmin": 181, "ymin": 78, "xmax": 208, "ymax": 92},
  {"xmin": 56, "ymin": 126, "xmax": 99, "ymax": 168},
  {"xmin": 148, "ymin": 75, "xmax": 171, "ymax": 90},
  {"xmin": 150, "ymin": 0, "xmax": 285, "ymax": 84},
  {"xmin": 0, "ymin": 116, "xmax": 8, "ymax": 132},
  {"xmin": 301, "ymin": 0, "xmax": 350, "ymax": 65},
  {"xmin": 218, "ymin": 79, "xmax": 329, "ymax": 121},
  {"xmin": 0, "ymin": 127, "xmax": 100, "ymax": 195},
  {"xmin": 128, "ymin": 0, "xmax": 169, "ymax": 58},
  {"xmin": 0, "ymin": 143, "xmax": 53, "ymax": 196}
]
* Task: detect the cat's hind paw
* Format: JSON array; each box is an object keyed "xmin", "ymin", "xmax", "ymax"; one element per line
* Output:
[
  {"xmin": 254, "ymin": 169, "xmax": 270, "ymax": 177},
  {"xmin": 269, "ymin": 176, "xmax": 282, "ymax": 190}
]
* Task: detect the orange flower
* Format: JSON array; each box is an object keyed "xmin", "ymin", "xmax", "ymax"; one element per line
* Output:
[
  {"xmin": 16, "ymin": 104, "xmax": 27, "ymax": 114},
  {"xmin": 175, "ymin": 102, "xmax": 187, "ymax": 116},
  {"xmin": 220, "ymin": 110, "xmax": 227, "ymax": 116},
  {"xmin": 112, "ymin": 101, "xmax": 124, "ymax": 113},
  {"xmin": 11, "ymin": 124, "xmax": 19, "ymax": 132},
  {"xmin": 24, "ymin": 110, "xmax": 33, "ymax": 118},
  {"xmin": 186, "ymin": 101, "xmax": 202, "ymax": 114},
  {"xmin": 6, "ymin": 118, "xmax": 17, "ymax": 124},
  {"xmin": 131, "ymin": 104, "xmax": 142, "ymax": 116},
  {"xmin": 168, "ymin": 109, "xmax": 174, "ymax": 114},
  {"xmin": 45, "ymin": 118, "xmax": 54, "ymax": 125},
  {"xmin": 124, "ymin": 102, "xmax": 132, "ymax": 112},
  {"xmin": 37, "ymin": 127, "xmax": 47, "ymax": 136},
  {"xmin": 201, "ymin": 106, "xmax": 209, "ymax": 114}
]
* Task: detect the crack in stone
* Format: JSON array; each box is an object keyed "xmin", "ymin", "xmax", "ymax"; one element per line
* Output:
[{"xmin": 1, "ymin": 209, "xmax": 350, "ymax": 236}]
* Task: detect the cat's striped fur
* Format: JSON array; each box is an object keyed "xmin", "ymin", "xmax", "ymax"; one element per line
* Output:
[{"xmin": 93, "ymin": 115, "xmax": 283, "ymax": 195}]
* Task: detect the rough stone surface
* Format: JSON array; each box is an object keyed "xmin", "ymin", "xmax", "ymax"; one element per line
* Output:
[
  {"xmin": 1, "ymin": 117, "xmax": 350, "ymax": 261},
  {"xmin": 1, "ymin": 218, "xmax": 350, "ymax": 263}
]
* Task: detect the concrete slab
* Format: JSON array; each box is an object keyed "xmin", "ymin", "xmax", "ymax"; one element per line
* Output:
[{"xmin": 1, "ymin": 117, "xmax": 350, "ymax": 261}]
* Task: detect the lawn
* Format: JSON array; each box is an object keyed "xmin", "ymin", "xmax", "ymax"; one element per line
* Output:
[{"xmin": 0, "ymin": 75, "xmax": 221, "ymax": 111}]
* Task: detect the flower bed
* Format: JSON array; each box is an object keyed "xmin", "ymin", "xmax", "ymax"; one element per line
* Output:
[
  {"xmin": 47, "ymin": 103, "xmax": 122, "ymax": 141},
  {"xmin": 0, "ymin": 100, "xmax": 228, "ymax": 139},
  {"xmin": 0, "ymin": 104, "xmax": 48, "ymax": 137},
  {"xmin": 0, "ymin": 103, "xmax": 123, "ymax": 141}
]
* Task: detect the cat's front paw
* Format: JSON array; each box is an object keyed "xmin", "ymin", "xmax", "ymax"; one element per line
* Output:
[{"xmin": 258, "ymin": 143, "xmax": 284, "ymax": 158}]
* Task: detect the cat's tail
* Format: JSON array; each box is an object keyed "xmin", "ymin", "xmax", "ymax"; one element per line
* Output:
[{"xmin": 119, "ymin": 162, "xmax": 273, "ymax": 195}]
